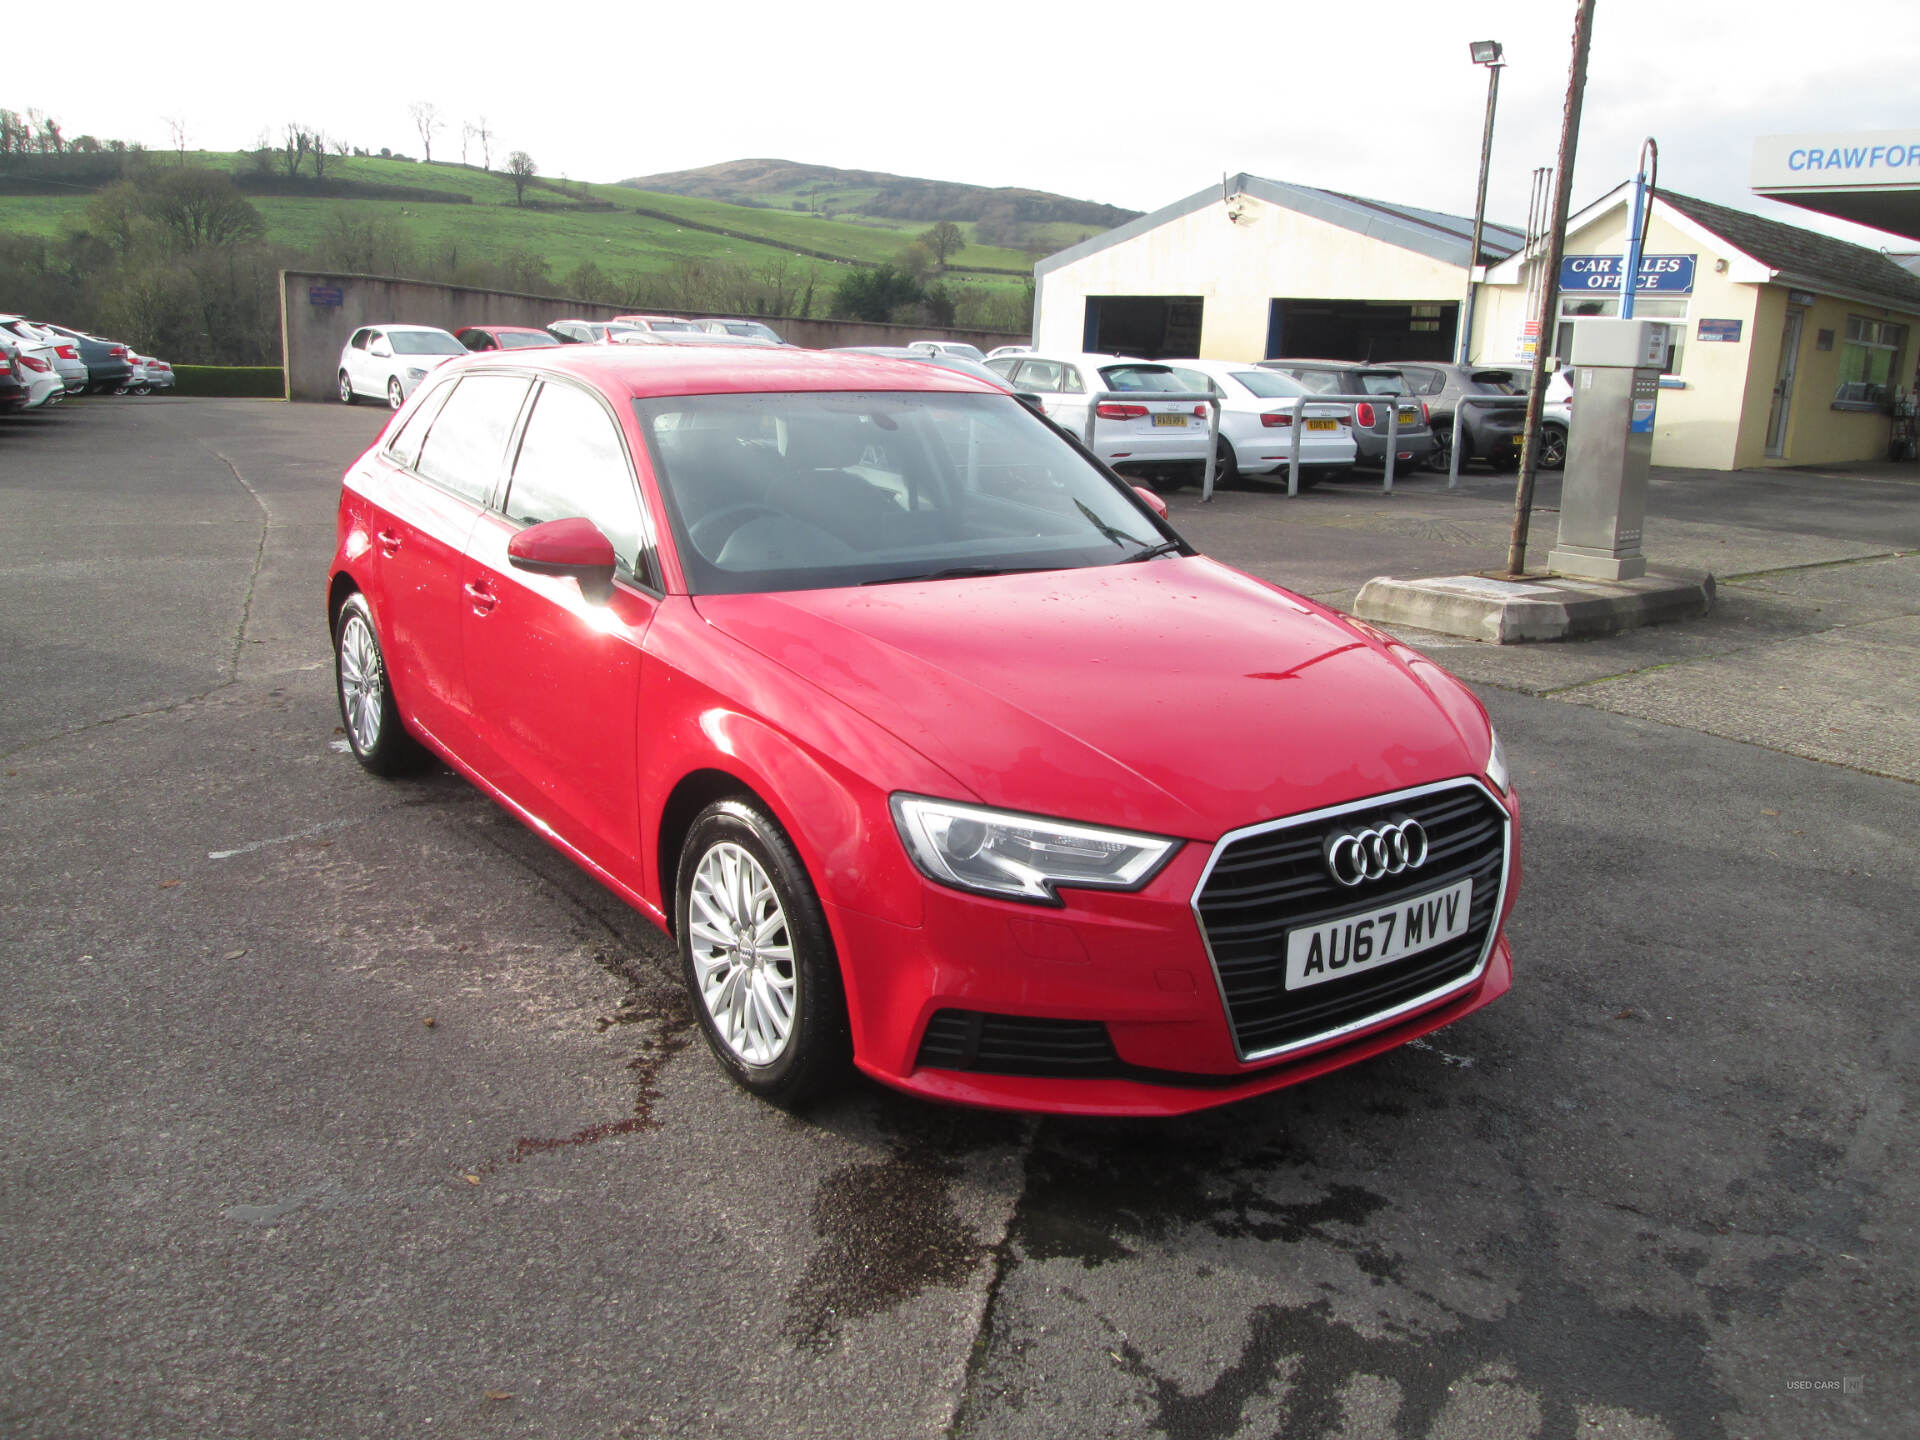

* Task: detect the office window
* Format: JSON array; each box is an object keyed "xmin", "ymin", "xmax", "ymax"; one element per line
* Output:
[
  {"xmin": 1832, "ymin": 317, "xmax": 1906, "ymax": 410},
  {"xmin": 1554, "ymin": 295, "xmax": 1688, "ymax": 375}
]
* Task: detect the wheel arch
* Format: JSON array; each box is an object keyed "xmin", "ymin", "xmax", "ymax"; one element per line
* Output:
[{"xmin": 656, "ymin": 767, "xmax": 769, "ymax": 935}]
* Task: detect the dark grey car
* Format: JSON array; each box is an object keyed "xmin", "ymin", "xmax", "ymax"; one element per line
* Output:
[
  {"xmin": 1255, "ymin": 360, "xmax": 1433, "ymax": 471},
  {"xmin": 36, "ymin": 322, "xmax": 133, "ymax": 394},
  {"xmin": 1383, "ymin": 362, "xmax": 1535, "ymax": 472}
]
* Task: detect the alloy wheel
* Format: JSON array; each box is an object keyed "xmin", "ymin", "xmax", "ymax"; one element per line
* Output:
[
  {"xmin": 687, "ymin": 842, "xmax": 797, "ymax": 1066},
  {"xmin": 336, "ymin": 613, "xmax": 384, "ymax": 755}
]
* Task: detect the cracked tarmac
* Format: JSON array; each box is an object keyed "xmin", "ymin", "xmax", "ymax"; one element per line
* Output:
[{"xmin": 2, "ymin": 401, "xmax": 1914, "ymax": 1439}]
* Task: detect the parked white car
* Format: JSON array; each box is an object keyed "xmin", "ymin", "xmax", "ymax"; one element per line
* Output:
[
  {"xmin": 1161, "ymin": 358, "xmax": 1358, "ymax": 487},
  {"xmin": 548, "ymin": 318, "xmax": 644, "ymax": 345},
  {"xmin": 985, "ymin": 350, "xmax": 1213, "ymax": 485},
  {"xmin": 0, "ymin": 316, "xmax": 87, "ymax": 395},
  {"xmin": 2, "ymin": 337, "xmax": 66, "ymax": 408},
  {"xmin": 696, "ymin": 318, "xmax": 785, "ymax": 344},
  {"xmin": 907, "ymin": 339, "xmax": 985, "ymax": 362},
  {"xmin": 145, "ymin": 357, "xmax": 176, "ymax": 393},
  {"xmin": 121, "ymin": 352, "xmax": 152, "ymax": 394},
  {"xmin": 338, "ymin": 325, "xmax": 466, "ymax": 408},
  {"xmin": 983, "ymin": 344, "xmax": 1033, "ymax": 361}
]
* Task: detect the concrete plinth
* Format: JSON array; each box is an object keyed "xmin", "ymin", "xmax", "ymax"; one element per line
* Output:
[{"xmin": 1352, "ymin": 568, "xmax": 1714, "ymax": 644}]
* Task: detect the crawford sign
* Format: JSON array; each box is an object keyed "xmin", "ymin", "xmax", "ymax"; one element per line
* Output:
[
  {"xmin": 1558, "ymin": 254, "xmax": 1696, "ymax": 295},
  {"xmin": 1752, "ymin": 129, "xmax": 1920, "ymax": 190}
]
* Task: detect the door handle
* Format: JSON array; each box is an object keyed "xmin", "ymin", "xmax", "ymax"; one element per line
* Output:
[
  {"xmin": 375, "ymin": 529, "xmax": 402, "ymax": 555},
  {"xmin": 463, "ymin": 580, "xmax": 498, "ymax": 614}
]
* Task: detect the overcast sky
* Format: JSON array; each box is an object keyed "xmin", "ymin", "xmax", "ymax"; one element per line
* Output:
[{"xmin": 16, "ymin": 0, "xmax": 1918, "ymax": 250}]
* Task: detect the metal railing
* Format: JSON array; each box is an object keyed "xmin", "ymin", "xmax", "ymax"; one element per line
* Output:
[
  {"xmin": 1081, "ymin": 390, "xmax": 1223, "ymax": 500},
  {"xmin": 1274, "ymin": 393, "xmax": 1425, "ymax": 496},
  {"xmin": 1445, "ymin": 395, "xmax": 1533, "ymax": 489}
]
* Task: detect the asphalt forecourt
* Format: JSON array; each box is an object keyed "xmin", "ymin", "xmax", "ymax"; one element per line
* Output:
[{"xmin": 2, "ymin": 399, "xmax": 1912, "ymax": 1439}]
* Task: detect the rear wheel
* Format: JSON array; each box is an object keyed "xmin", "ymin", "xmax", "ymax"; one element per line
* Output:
[
  {"xmin": 1537, "ymin": 424, "xmax": 1567, "ymax": 470},
  {"xmin": 386, "ymin": 377, "xmax": 405, "ymax": 410},
  {"xmin": 338, "ymin": 370, "xmax": 357, "ymax": 405},
  {"xmin": 1213, "ymin": 436, "xmax": 1241, "ymax": 488},
  {"xmin": 676, "ymin": 799, "xmax": 850, "ymax": 1106},
  {"xmin": 333, "ymin": 593, "xmax": 427, "ymax": 776}
]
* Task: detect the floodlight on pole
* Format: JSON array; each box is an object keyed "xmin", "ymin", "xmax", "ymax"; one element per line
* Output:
[{"xmin": 1459, "ymin": 40, "xmax": 1505, "ymax": 364}]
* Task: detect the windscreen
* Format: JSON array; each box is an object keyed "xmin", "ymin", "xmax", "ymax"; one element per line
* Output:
[
  {"xmin": 647, "ymin": 321, "xmax": 702, "ymax": 333},
  {"xmin": 1229, "ymin": 370, "xmax": 1307, "ymax": 399},
  {"xmin": 1356, "ymin": 372, "xmax": 1409, "ymax": 395},
  {"xmin": 1099, "ymin": 364, "xmax": 1186, "ymax": 393},
  {"xmin": 636, "ymin": 391, "xmax": 1174, "ymax": 595},
  {"xmin": 499, "ymin": 331, "xmax": 556, "ymax": 349},
  {"xmin": 390, "ymin": 331, "xmax": 464, "ymax": 355}
]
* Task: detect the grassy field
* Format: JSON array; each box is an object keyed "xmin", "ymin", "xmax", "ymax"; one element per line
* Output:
[{"xmin": 0, "ymin": 151, "xmax": 1049, "ymax": 307}]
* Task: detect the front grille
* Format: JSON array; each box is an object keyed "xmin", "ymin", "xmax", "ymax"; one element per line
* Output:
[
  {"xmin": 1194, "ymin": 781, "xmax": 1508, "ymax": 1059},
  {"xmin": 915, "ymin": 1009, "xmax": 1120, "ymax": 1077}
]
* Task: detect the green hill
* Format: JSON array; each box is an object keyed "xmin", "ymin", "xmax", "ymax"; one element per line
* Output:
[{"xmin": 0, "ymin": 150, "xmax": 1057, "ymax": 285}]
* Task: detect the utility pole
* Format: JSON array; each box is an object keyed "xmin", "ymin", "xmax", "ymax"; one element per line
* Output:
[{"xmin": 1506, "ymin": 0, "xmax": 1597, "ymax": 577}]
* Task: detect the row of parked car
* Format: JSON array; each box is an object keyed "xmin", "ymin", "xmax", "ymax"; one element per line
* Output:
[
  {"xmin": 0, "ymin": 313, "xmax": 176, "ymax": 413},
  {"xmin": 980, "ymin": 348, "xmax": 1573, "ymax": 488},
  {"xmin": 330, "ymin": 316, "xmax": 1572, "ymax": 491}
]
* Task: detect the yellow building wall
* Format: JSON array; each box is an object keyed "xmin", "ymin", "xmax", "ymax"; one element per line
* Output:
[
  {"xmin": 1034, "ymin": 192, "xmax": 1466, "ymax": 361},
  {"xmin": 1469, "ymin": 210, "xmax": 1764, "ymax": 470},
  {"xmin": 1759, "ymin": 292, "xmax": 1920, "ymax": 468}
]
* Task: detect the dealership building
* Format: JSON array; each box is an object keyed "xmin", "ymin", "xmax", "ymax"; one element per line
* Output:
[{"xmin": 1033, "ymin": 150, "xmax": 1920, "ymax": 471}]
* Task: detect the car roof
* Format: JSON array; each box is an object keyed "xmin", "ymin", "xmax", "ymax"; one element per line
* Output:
[
  {"xmin": 1265, "ymin": 358, "xmax": 1406, "ymax": 374},
  {"xmin": 459, "ymin": 344, "xmax": 1007, "ymax": 399},
  {"xmin": 460, "ymin": 325, "xmax": 554, "ymax": 336},
  {"xmin": 1007, "ymin": 351, "xmax": 1165, "ymax": 368}
]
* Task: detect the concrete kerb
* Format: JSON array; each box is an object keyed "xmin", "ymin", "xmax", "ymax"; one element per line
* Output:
[{"xmin": 1352, "ymin": 569, "xmax": 1715, "ymax": 644}]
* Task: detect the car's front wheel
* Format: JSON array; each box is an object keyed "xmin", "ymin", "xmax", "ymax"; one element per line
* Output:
[
  {"xmin": 333, "ymin": 593, "xmax": 427, "ymax": 776},
  {"xmin": 676, "ymin": 799, "xmax": 849, "ymax": 1106},
  {"xmin": 386, "ymin": 378, "xmax": 405, "ymax": 410},
  {"xmin": 338, "ymin": 370, "xmax": 357, "ymax": 405}
]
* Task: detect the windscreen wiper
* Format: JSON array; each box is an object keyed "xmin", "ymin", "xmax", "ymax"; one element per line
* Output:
[
  {"xmin": 1074, "ymin": 499, "xmax": 1147, "ymax": 551},
  {"xmin": 1120, "ymin": 539, "xmax": 1185, "ymax": 563},
  {"xmin": 861, "ymin": 565, "xmax": 1050, "ymax": 586}
]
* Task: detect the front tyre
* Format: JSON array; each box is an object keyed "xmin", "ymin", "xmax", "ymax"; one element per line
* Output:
[
  {"xmin": 333, "ymin": 592, "xmax": 427, "ymax": 776},
  {"xmin": 677, "ymin": 799, "xmax": 850, "ymax": 1106},
  {"xmin": 386, "ymin": 377, "xmax": 405, "ymax": 410}
]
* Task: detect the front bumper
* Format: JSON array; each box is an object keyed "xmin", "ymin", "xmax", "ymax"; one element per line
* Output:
[{"xmin": 829, "ymin": 780, "xmax": 1518, "ymax": 1115}]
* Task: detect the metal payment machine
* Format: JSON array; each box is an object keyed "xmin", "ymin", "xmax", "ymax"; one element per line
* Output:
[{"xmin": 1547, "ymin": 318, "xmax": 1667, "ymax": 581}]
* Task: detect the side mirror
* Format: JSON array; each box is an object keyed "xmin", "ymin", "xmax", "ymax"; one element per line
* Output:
[
  {"xmin": 1132, "ymin": 485, "xmax": 1169, "ymax": 520},
  {"xmin": 370, "ymin": 342, "xmax": 392, "ymax": 358},
  {"xmin": 507, "ymin": 516, "xmax": 617, "ymax": 603}
]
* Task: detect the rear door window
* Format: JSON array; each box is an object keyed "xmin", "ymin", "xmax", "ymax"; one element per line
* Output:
[
  {"xmin": 1011, "ymin": 360, "xmax": 1064, "ymax": 392},
  {"xmin": 414, "ymin": 373, "xmax": 534, "ymax": 505},
  {"xmin": 385, "ymin": 379, "xmax": 457, "ymax": 470}
]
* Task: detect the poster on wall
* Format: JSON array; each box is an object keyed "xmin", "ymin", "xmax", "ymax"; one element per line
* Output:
[{"xmin": 1696, "ymin": 319, "xmax": 1743, "ymax": 342}]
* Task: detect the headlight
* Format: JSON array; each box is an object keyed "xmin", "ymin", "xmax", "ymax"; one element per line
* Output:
[
  {"xmin": 1485, "ymin": 727, "xmax": 1511, "ymax": 795},
  {"xmin": 890, "ymin": 795, "xmax": 1178, "ymax": 905},
  {"xmin": 405, "ymin": 366, "xmax": 427, "ymax": 379}
]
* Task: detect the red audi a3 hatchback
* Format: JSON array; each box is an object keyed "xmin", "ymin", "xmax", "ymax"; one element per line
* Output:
[{"xmin": 328, "ymin": 346, "xmax": 1519, "ymax": 1115}]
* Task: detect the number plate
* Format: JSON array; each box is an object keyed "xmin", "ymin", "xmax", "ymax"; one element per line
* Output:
[
  {"xmin": 1151, "ymin": 413, "xmax": 1188, "ymax": 427},
  {"xmin": 1398, "ymin": 407, "xmax": 1420, "ymax": 425},
  {"xmin": 1283, "ymin": 879, "xmax": 1472, "ymax": 990},
  {"xmin": 1306, "ymin": 418, "xmax": 1338, "ymax": 431}
]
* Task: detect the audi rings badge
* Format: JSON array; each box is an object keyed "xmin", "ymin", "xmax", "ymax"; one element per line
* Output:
[{"xmin": 1323, "ymin": 817, "xmax": 1429, "ymax": 887}]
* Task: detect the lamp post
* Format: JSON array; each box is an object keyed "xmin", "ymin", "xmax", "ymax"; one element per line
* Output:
[{"xmin": 1459, "ymin": 39, "xmax": 1504, "ymax": 364}]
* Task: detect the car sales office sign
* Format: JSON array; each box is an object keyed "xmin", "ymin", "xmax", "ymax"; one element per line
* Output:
[{"xmin": 1559, "ymin": 254, "xmax": 1696, "ymax": 295}]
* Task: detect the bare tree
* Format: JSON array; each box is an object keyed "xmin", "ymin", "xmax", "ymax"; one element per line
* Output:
[
  {"xmin": 282, "ymin": 123, "xmax": 312, "ymax": 177},
  {"xmin": 408, "ymin": 101, "xmax": 441, "ymax": 163},
  {"xmin": 460, "ymin": 121, "xmax": 475, "ymax": 166},
  {"xmin": 475, "ymin": 116, "xmax": 492, "ymax": 171},
  {"xmin": 310, "ymin": 130, "xmax": 333, "ymax": 180},
  {"xmin": 507, "ymin": 150, "xmax": 535, "ymax": 206},
  {"xmin": 164, "ymin": 115, "xmax": 188, "ymax": 164}
]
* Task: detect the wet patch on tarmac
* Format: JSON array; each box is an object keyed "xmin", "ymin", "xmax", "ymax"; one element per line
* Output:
[{"xmin": 785, "ymin": 1098, "xmax": 1023, "ymax": 1351}]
